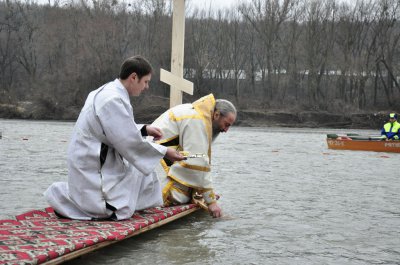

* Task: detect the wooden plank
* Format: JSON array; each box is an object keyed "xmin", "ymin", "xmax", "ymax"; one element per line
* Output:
[
  {"xmin": 160, "ymin": 0, "xmax": 194, "ymax": 108},
  {"xmin": 170, "ymin": 0, "xmax": 186, "ymax": 107},
  {"xmin": 0, "ymin": 205, "xmax": 200, "ymax": 265},
  {"xmin": 160, "ymin": 69, "xmax": 193, "ymax": 95},
  {"xmin": 43, "ymin": 207, "xmax": 199, "ymax": 265}
]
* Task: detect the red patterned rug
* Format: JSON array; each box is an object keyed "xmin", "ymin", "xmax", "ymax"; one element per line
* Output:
[{"xmin": 0, "ymin": 204, "xmax": 198, "ymax": 265}]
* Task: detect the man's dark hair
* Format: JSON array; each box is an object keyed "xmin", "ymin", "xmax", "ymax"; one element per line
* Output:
[{"xmin": 119, "ymin": 55, "xmax": 153, "ymax": 80}]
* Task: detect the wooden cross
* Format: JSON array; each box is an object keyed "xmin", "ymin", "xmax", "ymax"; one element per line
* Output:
[{"xmin": 160, "ymin": 0, "xmax": 193, "ymax": 108}]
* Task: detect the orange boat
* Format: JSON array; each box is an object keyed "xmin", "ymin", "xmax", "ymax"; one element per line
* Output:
[{"xmin": 326, "ymin": 137, "xmax": 400, "ymax": 153}]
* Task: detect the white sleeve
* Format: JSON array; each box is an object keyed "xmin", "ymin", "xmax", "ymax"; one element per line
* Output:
[{"xmin": 97, "ymin": 97, "xmax": 167, "ymax": 175}]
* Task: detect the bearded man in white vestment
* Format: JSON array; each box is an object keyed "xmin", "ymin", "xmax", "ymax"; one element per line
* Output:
[
  {"xmin": 44, "ymin": 56, "xmax": 184, "ymax": 220},
  {"xmin": 151, "ymin": 94, "xmax": 237, "ymax": 218}
]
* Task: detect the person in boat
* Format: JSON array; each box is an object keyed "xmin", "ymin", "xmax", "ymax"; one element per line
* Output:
[
  {"xmin": 44, "ymin": 56, "xmax": 184, "ymax": 220},
  {"xmin": 381, "ymin": 113, "xmax": 400, "ymax": 140},
  {"xmin": 151, "ymin": 94, "xmax": 237, "ymax": 218}
]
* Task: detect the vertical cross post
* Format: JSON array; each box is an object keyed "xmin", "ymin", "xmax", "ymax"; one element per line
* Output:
[{"xmin": 160, "ymin": 0, "xmax": 193, "ymax": 108}]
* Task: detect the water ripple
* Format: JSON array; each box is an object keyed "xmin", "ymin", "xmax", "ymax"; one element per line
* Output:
[{"xmin": 1, "ymin": 121, "xmax": 399, "ymax": 264}]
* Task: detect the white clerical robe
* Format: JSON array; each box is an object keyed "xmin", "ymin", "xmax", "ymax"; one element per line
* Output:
[
  {"xmin": 152, "ymin": 94, "xmax": 217, "ymax": 205},
  {"xmin": 44, "ymin": 79, "xmax": 166, "ymax": 220}
]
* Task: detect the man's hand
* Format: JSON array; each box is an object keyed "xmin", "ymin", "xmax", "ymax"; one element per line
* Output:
[
  {"xmin": 208, "ymin": 202, "xmax": 222, "ymax": 218},
  {"xmin": 146, "ymin": 126, "xmax": 163, "ymax": 140},
  {"xmin": 165, "ymin": 148, "xmax": 185, "ymax": 162}
]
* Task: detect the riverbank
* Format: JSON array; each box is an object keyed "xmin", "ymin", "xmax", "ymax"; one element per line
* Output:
[
  {"xmin": 0, "ymin": 100, "xmax": 390, "ymax": 129},
  {"xmin": 236, "ymin": 110, "xmax": 388, "ymax": 129}
]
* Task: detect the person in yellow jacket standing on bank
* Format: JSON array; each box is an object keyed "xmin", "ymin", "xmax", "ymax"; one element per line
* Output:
[{"xmin": 381, "ymin": 113, "xmax": 400, "ymax": 140}]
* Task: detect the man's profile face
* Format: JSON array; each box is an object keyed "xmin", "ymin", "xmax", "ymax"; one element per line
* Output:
[
  {"xmin": 128, "ymin": 73, "xmax": 151, "ymax": 97},
  {"xmin": 212, "ymin": 112, "xmax": 236, "ymax": 140}
]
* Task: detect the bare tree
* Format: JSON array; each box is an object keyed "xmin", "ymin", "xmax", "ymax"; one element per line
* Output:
[
  {"xmin": 223, "ymin": 8, "xmax": 247, "ymax": 106},
  {"xmin": 240, "ymin": 0, "xmax": 293, "ymax": 105},
  {"xmin": 302, "ymin": 0, "xmax": 337, "ymax": 109},
  {"xmin": 1, "ymin": 0, "xmax": 400, "ymax": 120},
  {"xmin": 335, "ymin": 0, "xmax": 377, "ymax": 110},
  {"xmin": 186, "ymin": 8, "xmax": 214, "ymax": 96},
  {"xmin": 0, "ymin": 1, "xmax": 19, "ymax": 102},
  {"xmin": 279, "ymin": 0, "xmax": 305, "ymax": 105},
  {"xmin": 372, "ymin": 0, "xmax": 400, "ymax": 108},
  {"xmin": 14, "ymin": 1, "xmax": 40, "ymax": 92}
]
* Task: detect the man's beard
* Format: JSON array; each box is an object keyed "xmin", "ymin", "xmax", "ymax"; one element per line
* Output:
[{"xmin": 212, "ymin": 125, "xmax": 220, "ymax": 142}]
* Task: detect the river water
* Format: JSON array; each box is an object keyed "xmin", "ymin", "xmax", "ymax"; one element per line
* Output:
[{"xmin": 0, "ymin": 119, "xmax": 399, "ymax": 265}]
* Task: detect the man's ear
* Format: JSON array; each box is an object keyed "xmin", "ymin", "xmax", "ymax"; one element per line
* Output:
[
  {"xmin": 130, "ymin": 72, "xmax": 137, "ymax": 81},
  {"xmin": 213, "ymin": 110, "xmax": 220, "ymax": 120}
]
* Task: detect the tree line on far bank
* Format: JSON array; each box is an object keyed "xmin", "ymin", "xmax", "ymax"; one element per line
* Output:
[{"xmin": 0, "ymin": 0, "xmax": 399, "ymax": 120}]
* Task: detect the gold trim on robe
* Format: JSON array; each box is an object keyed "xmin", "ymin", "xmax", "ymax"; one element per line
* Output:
[{"xmin": 153, "ymin": 94, "xmax": 217, "ymax": 205}]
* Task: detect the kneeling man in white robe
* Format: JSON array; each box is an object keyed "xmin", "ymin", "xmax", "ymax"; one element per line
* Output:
[{"xmin": 44, "ymin": 56, "xmax": 184, "ymax": 220}]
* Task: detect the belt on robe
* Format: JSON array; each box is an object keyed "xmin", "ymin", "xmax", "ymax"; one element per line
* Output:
[{"xmin": 100, "ymin": 142, "xmax": 117, "ymax": 218}]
